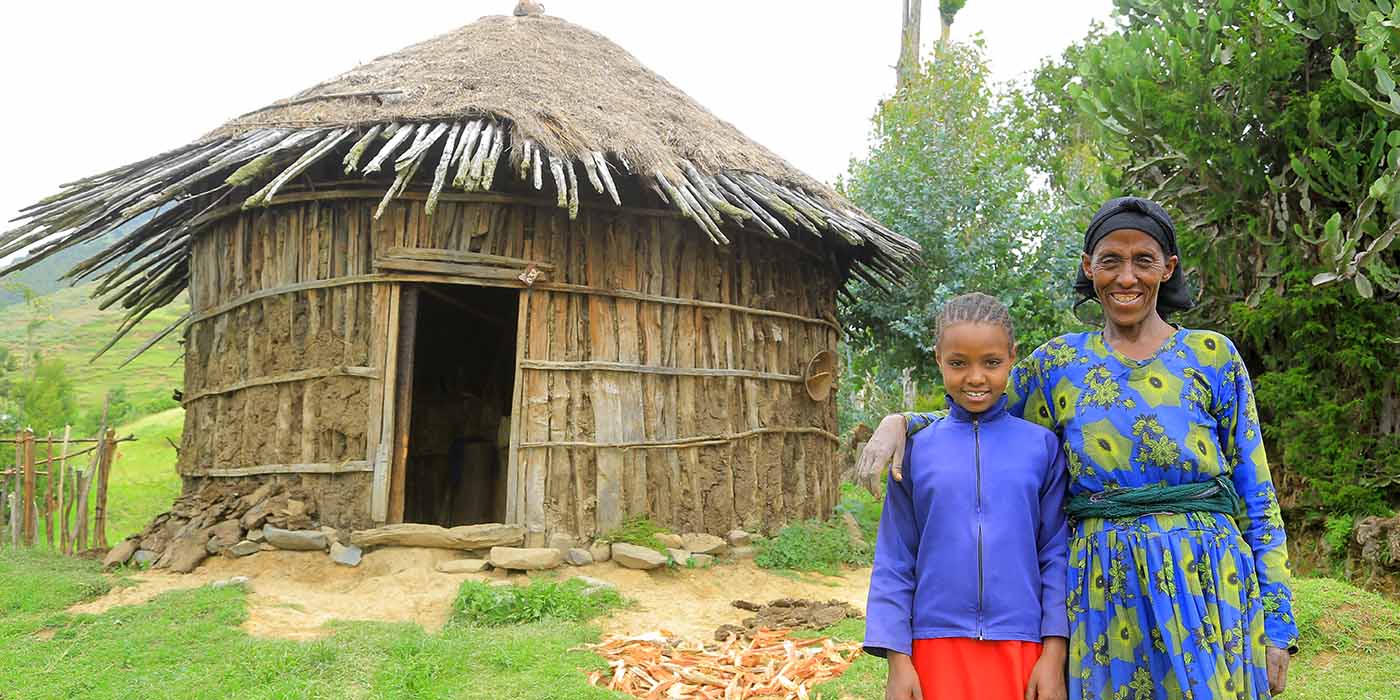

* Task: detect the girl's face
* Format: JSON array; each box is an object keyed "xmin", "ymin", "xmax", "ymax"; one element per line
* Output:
[
  {"xmin": 935, "ymin": 322, "xmax": 1016, "ymax": 414},
  {"xmin": 1081, "ymin": 228, "xmax": 1178, "ymax": 330}
]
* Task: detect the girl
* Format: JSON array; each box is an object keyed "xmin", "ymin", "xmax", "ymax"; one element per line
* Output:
[{"xmin": 865, "ymin": 293, "xmax": 1069, "ymax": 700}]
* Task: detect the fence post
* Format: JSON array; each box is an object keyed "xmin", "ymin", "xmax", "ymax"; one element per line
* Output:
[
  {"xmin": 74, "ymin": 466, "xmax": 88, "ymax": 553},
  {"xmin": 10, "ymin": 430, "xmax": 22, "ymax": 547},
  {"xmin": 22, "ymin": 429, "xmax": 36, "ymax": 546},
  {"xmin": 93, "ymin": 429, "xmax": 115, "ymax": 550},
  {"xmin": 58, "ymin": 426, "xmax": 71, "ymax": 554},
  {"xmin": 43, "ymin": 433, "xmax": 54, "ymax": 548}
]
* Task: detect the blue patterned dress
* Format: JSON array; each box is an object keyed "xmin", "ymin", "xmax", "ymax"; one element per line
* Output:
[{"xmin": 905, "ymin": 329, "xmax": 1297, "ymax": 700}]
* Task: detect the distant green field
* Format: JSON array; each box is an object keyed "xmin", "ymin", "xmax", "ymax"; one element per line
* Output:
[
  {"xmin": 1, "ymin": 283, "xmax": 187, "ymax": 542},
  {"xmin": 0, "ymin": 284, "xmax": 187, "ymax": 412}
]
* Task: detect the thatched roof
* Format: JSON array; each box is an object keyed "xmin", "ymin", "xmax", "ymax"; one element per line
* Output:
[{"xmin": 0, "ymin": 13, "xmax": 917, "ymax": 359}]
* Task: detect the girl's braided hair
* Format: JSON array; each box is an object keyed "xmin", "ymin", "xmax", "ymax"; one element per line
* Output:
[{"xmin": 935, "ymin": 292, "xmax": 1015, "ymax": 347}]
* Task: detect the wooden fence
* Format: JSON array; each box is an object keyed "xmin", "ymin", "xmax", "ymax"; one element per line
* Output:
[{"xmin": 0, "ymin": 427, "xmax": 133, "ymax": 553}]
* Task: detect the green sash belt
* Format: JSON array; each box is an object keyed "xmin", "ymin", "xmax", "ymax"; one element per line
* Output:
[{"xmin": 1065, "ymin": 474, "xmax": 1241, "ymax": 521}]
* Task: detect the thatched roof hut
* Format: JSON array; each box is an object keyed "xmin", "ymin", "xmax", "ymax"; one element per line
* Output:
[{"xmin": 1, "ymin": 12, "xmax": 916, "ymax": 543}]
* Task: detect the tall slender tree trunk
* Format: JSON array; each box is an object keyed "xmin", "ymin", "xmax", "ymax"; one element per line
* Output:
[
  {"xmin": 938, "ymin": 1, "xmax": 966, "ymax": 54},
  {"xmin": 896, "ymin": 0, "xmax": 922, "ymax": 92}
]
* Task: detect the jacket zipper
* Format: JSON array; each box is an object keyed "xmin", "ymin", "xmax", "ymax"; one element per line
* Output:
[{"xmin": 974, "ymin": 417, "xmax": 984, "ymax": 640}]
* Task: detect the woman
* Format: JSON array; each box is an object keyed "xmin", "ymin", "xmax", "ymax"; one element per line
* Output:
[{"xmin": 856, "ymin": 197, "xmax": 1296, "ymax": 699}]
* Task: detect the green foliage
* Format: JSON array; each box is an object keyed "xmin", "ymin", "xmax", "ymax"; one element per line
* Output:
[
  {"xmin": 599, "ymin": 514, "xmax": 670, "ymax": 554},
  {"xmin": 755, "ymin": 518, "xmax": 870, "ymax": 575},
  {"xmin": 1324, "ymin": 514, "xmax": 1356, "ymax": 555},
  {"xmin": 12, "ymin": 357, "xmax": 77, "ymax": 434},
  {"xmin": 753, "ymin": 484, "xmax": 881, "ymax": 576},
  {"xmin": 836, "ymin": 337, "xmax": 947, "ymax": 434},
  {"xmin": 1235, "ymin": 274, "xmax": 1400, "ymax": 515},
  {"xmin": 938, "ymin": 0, "xmax": 968, "ymax": 23},
  {"xmin": 835, "ymin": 482, "xmax": 883, "ymax": 545},
  {"xmin": 450, "ymin": 578, "xmax": 624, "ymax": 627},
  {"xmin": 840, "ymin": 42, "xmax": 1082, "ymax": 388},
  {"xmin": 1027, "ymin": 0, "xmax": 1400, "ymax": 518}
]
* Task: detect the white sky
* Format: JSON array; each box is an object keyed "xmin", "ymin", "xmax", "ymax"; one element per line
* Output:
[{"xmin": 0, "ymin": 1, "xmax": 1114, "ymax": 238}]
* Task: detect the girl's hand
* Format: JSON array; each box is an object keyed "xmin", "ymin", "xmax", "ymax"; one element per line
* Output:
[
  {"xmin": 1266, "ymin": 646, "xmax": 1289, "ymax": 695},
  {"xmin": 857, "ymin": 414, "xmax": 908, "ymax": 496},
  {"xmin": 1026, "ymin": 639, "xmax": 1067, "ymax": 700},
  {"xmin": 885, "ymin": 652, "xmax": 923, "ymax": 700}
]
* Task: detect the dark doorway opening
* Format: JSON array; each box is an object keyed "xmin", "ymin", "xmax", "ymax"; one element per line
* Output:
[{"xmin": 402, "ymin": 284, "xmax": 518, "ymax": 526}]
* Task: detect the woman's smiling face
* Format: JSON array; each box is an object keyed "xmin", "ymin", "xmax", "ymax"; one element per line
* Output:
[{"xmin": 1082, "ymin": 228, "xmax": 1179, "ymax": 330}]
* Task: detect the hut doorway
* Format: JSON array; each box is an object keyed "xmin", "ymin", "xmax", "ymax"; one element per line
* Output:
[{"xmin": 394, "ymin": 283, "xmax": 519, "ymax": 526}]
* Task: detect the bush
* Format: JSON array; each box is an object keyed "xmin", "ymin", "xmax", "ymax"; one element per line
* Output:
[
  {"xmin": 1323, "ymin": 515, "xmax": 1355, "ymax": 557},
  {"xmin": 755, "ymin": 518, "xmax": 870, "ymax": 575},
  {"xmin": 449, "ymin": 578, "xmax": 623, "ymax": 627},
  {"xmin": 835, "ymin": 482, "xmax": 882, "ymax": 546},
  {"xmin": 598, "ymin": 515, "xmax": 669, "ymax": 555}
]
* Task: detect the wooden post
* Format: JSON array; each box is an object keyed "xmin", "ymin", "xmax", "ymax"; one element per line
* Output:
[
  {"xmin": 76, "ymin": 399, "xmax": 110, "ymax": 553},
  {"xmin": 388, "ymin": 286, "xmax": 420, "ymax": 524},
  {"xmin": 43, "ymin": 432, "xmax": 54, "ymax": 548},
  {"xmin": 74, "ymin": 467, "xmax": 89, "ymax": 553},
  {"xmin": 8, "ymin": 431, "xmax": 19, "ymax": 547},
  {"xmin": 58, "ymin": 426, "xmax": 71, "ymax": 554},
  {"xmin": 93, "ymin": 428, "xmax": 115, "ymax": 549},
  {"xmin": 21, "ymin": 429, "xmax": 36, "ymax": 546}
]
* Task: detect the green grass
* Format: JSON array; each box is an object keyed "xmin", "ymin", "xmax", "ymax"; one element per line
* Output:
[
  {"xmin": 1288, "ymin": 577, "xmax": 1400, "ymax": 699},
  {"xmin": 0, "ymin": 284, "xmax": 187, "ymax": 412},
  {"xmin": 104, "ymin": 408, "xmax": 184, "ymax": 542},
  {"xmin": 450, "ymin": 579, "xmax": 624, "ymax": 627},
  {"xmin": 0, "ymin": 548, "xmax": 622, "ymax": 700}
]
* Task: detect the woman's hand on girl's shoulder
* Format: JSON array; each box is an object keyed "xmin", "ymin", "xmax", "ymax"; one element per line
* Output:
[
  {"xmin": 857, "ymin": 414, "xmax": 909, "ymax": 496},
  {"xmin": 885, "ymin": 652, "xmax": 923, "ymax": 700}
]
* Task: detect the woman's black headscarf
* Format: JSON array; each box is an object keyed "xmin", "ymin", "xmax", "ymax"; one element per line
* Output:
[{"xmin": 1073, "ymin": 196, "xmax": 1194, "ymax": 315}]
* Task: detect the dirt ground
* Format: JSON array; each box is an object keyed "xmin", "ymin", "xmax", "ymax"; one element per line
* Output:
[{"xmin": 70, "ymin": 549, "xmax": 874, "ymax": 642}]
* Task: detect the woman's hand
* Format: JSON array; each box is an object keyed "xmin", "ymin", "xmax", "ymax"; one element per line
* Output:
[
  {"xmin": 885, "ymin": 652, "xmax": 923, "ymax": 700},
  {"xmin": 1026, "ymin": 638, "xmax": 1067, "ymax": 700},
  {"xmin": 857, "ymin": 414, "xmax": 909, "ymax": 496},
  {"xmin": 1266, "ymin": 646, "xmax": 1289, "ymax": 695}
]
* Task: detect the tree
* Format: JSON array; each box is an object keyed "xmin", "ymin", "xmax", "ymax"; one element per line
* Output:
[
  {"xmin": 13, "ymin": 357, "xmax": 77, "ymax": 434},
  {"xmin": 841, "ymin": 42, "xmax": 1081, "ymax": 391},
  {"xmin": 1029, "ymin": 0, "xmax": 1400, "ymax": 516}
]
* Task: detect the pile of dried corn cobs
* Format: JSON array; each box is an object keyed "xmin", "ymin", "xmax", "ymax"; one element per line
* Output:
[{"xmin": 584, "ymin": 628, "xmax": 863, "ymax": 699}]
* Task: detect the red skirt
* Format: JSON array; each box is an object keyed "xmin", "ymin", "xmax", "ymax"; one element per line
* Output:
[{"xmin": 910, "ymin": 638, "xmax": 1043, "ymax": 700}]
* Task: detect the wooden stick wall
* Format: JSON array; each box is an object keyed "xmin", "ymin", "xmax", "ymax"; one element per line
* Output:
[{"xmin": 183, "ymin": 193, "xmax": 839, "ymax": 537}]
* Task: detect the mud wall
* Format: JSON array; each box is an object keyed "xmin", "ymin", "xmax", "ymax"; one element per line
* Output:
[
  {"xmin": 182, "ymin": 193, "xmax": 840, "ymax": 535},
  {"xmin": 181, "ymin": 201, "xmax": 380, "ymax": 520}
]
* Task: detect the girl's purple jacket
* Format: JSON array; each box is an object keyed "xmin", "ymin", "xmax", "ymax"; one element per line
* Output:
[{"xmin": 863, "ymin": 395, "xmax": 1069, "ymax": 658}]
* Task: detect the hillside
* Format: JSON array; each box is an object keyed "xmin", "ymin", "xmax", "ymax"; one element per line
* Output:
[{"xmin": 0, "ymin": 283, "xmax": 187, "ymax": 413}]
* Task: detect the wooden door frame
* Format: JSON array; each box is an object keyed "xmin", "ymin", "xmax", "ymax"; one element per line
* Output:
[{"xmin": 369, "ymin": 278, "xmax": 530, "ymax": 526}]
